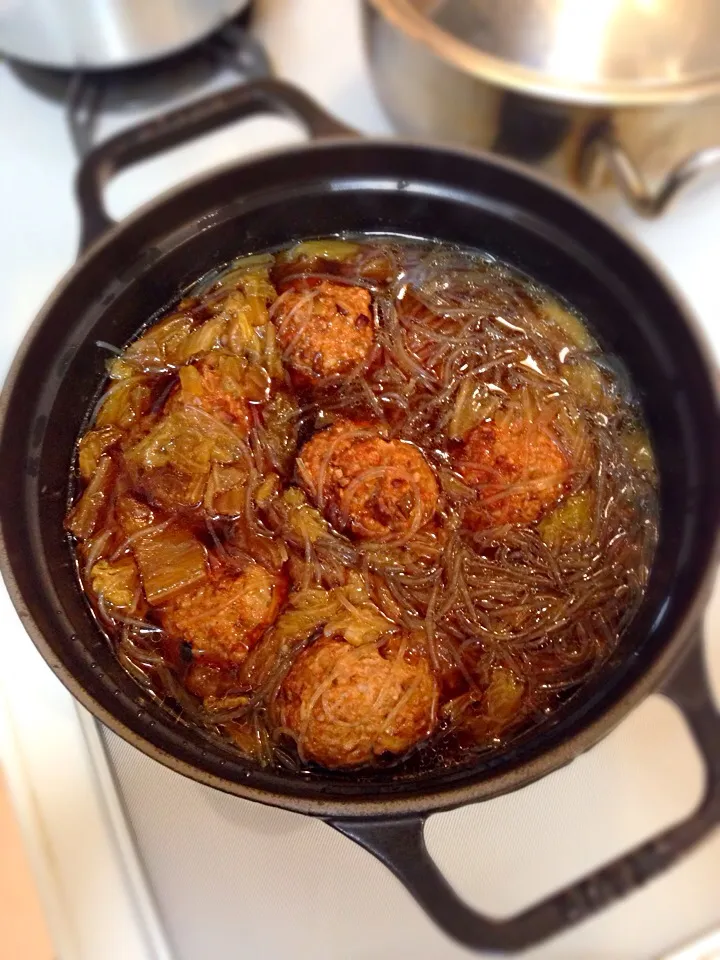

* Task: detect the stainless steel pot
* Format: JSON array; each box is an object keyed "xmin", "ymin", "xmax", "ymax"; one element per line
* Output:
[
  {"xmin": 0, "ymin": 0, "xmax": 249, "ymax": 70},
  {"xmin": 364, "ymin": 0, "xmax": 720, "ymax": 215}
]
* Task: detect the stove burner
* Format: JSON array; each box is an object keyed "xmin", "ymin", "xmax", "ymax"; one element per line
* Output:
[{"xmin": 8, "ymin": 6, "xmax": 271, "ymax": 157}]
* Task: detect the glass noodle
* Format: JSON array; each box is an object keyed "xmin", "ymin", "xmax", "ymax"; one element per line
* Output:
[{"xmin": 65, "ymin": 237, "xmax": 658, "ymax": 774}]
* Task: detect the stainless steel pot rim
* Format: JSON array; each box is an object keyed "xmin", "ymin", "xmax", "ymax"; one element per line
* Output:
[{"xmin": 370, "ymin": 0, "xmax": 720, "ymax": 107}]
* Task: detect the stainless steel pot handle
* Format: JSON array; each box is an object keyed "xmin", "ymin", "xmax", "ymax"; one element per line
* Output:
[
  {"xmin": 328, "ymin": 636, "xmax": 720, "ymax": 952},
  {"xmin": 75, "ymin": 78, "xmax": 355, "ymax": 251},
  {"xmin": 580, "ymin": 121, "xmax": 720, "ymax": 217}
]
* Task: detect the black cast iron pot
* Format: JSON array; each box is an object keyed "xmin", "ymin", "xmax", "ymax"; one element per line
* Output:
[{"xmin": 2, "ymin": 80, "xmax": 720, "ymax": 953}]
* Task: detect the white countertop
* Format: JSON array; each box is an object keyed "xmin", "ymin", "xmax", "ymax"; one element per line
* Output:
[{"xmin": 0, "ymin": 2, "xmax": 719, "ymax": 959}]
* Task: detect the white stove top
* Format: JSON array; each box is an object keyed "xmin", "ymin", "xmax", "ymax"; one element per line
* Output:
[{"xmin": 1, "ymin": 3, "xmax": 719, "ymax": 959}]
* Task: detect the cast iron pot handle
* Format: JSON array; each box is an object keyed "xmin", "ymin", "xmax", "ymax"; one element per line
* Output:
[
  {"xmin": 579, "ymin": 120, "xmax": 720, "ymax": 217},
  {"xmin": 329, "ymin": 635, "xmax": 720, "ymax": 952},
  {"xmin": 76, "ymin": 78, "xmax": 355, "ymax": 251}
]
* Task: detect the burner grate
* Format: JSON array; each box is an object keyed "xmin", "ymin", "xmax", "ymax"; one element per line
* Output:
[{"xmin": 8, "ymin": 6, "xmax": 272, "ymax": 157}]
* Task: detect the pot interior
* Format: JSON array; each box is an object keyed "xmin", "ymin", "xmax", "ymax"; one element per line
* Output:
[{"xmin": 2, "ymin": 142, "xmax": 718, "ymax": 815}]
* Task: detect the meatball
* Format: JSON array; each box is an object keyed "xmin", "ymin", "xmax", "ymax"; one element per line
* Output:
[
  {"xmin": 298, "ymin": 420, "xmax": 438, "ymax": 540},
  {"xmin": 273, "ymin": 635, "xmax": 438, "ymax": 768},
  {"xmin": 174, "ymin": 352, "xmax": 268, "ymax": 432},
  {"xmin": 455, "ymin": 415, "xmax": 570, "ymax": 529},
  {"xmin": 273, "ymin": 280, "xmax": 374, "ymax": 378},
  {"xmin": 160, "ymin": 562, "xmax": 287, "ymax": 699}
]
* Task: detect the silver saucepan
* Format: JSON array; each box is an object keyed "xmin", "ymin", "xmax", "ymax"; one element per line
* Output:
[
  {"xmin": 364, "ymin": 0, "xmax": 720, "ymax": 216},
  {"xmin": 0, "ymin": 0, "xmax": 249, "ymax": 70}
]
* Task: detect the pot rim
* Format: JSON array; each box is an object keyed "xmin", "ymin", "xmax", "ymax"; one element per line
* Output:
[
  {"xmin": 369, "ymin": 0, "xmax": 720, "ymax": 108},
  {"xmin": 2, "ymin": 137, "xmax": 719, "ymax": 819}
]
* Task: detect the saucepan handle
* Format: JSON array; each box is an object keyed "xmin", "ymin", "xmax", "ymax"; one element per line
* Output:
[
  {"xmin": 328, "ymin": 635, "xmax": 720, "ymax": 952},
  {"xmin": 579, "ymin": 120, "xmax": 720, "ymax": 217},
  {"xmin": 76, "ymin": 78, "xmax": 355, "ymax": 251}
]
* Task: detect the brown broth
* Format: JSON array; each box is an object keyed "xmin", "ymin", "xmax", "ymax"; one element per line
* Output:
[{"xmin": 65, "ymin": 237, "xmax": 659, "ymax": 774}]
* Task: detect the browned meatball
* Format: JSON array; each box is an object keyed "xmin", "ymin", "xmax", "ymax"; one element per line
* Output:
[
  {"xmin": 298, "ymin": 420, "xmax": 438, "ymax": 540},
  {"xmin": 172, "ymin": 352, "xmax": 269, "ymax": 432},
  {"xmin": 273, "ymin": 280, "xmax": 374, "ymax": 378},
  {"xmin": 455, "ymin": 414, "xmax": 570, "ymax": 529},
  {"xmin": 160, "ymin": 562, "xmax": 287, "ymax": 700},
  {"xmin": 273, "ymin": 635, "xmax": 438, "ymax": 768},
  {"xmin": 180, "ymin": 354, "xmax": 251, "ymax": 429}
]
